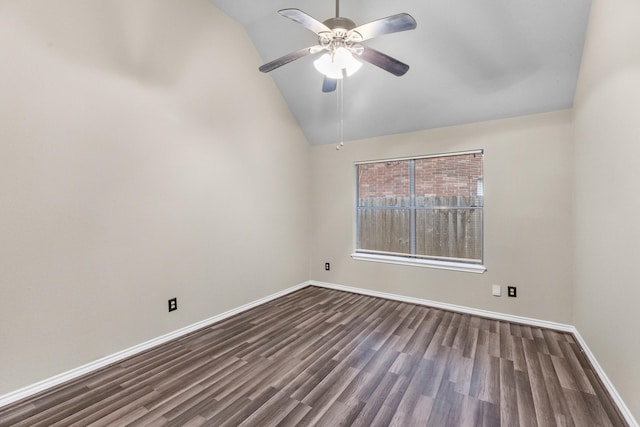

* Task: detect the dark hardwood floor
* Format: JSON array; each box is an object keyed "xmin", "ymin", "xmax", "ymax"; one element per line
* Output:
[{"xmin": 0, "ymin": 286, "xmax": 628, "ymax": 426}]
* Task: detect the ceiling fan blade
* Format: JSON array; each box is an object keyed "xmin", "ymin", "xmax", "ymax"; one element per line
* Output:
[
  {"xmin": 358, "ymin": 47, "xmax": 410, "ymax": 76},
  {"xmin": 279, "ymin": 9, "xmax": 331, "ymax": 35},
  {"xmin": 349, "ymin": 13, "xmax": 417, "ymax": 42},
  {"xmin": 259, "ymin": 46, "xmax": 322, "ymax": 73},
  {"xmin": 322, "ymin": 77, "xmax": 338, "ymax": 93}
]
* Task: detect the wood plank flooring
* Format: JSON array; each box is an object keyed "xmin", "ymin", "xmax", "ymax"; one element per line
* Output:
[{"xmin": 0, "ymin": 286, "xmax": 628, "ymax": 426}]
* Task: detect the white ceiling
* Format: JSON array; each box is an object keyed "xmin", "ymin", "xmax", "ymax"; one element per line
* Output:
[{"xmin": 210, "ymin": 0, "xmax": 592, "ymax": 145}]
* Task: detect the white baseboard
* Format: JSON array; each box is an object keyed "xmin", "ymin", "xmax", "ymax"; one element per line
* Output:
[
  {"xmin": 309, "ymin": 280, "xmax": 574, "ymax": 332},
  {"xmin": 2, "ymin": 280, "xmax": 636, "ymax": 426},
  {"xmin": 0, "ymin": 281, "xmax": 309, "ymax": 409},
  {"xmin": 570, "ymin": 329, "xmax": 638, "ymax": 427},
  {"xmin": 308, "ymin": 280, "xmax": 638, "ymax": 427}
]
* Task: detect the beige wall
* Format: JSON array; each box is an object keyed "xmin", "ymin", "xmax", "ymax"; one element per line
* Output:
[
  {"xmin": 0, "ymin": 0, "xmax": 310, "ymax": 395},
  {"xmin": 573, "ymin": 0, "xmax": 640, "ymax": 420},
  {"xmin": 310, "ymin": 110, "xmax": 574, "ymax": 324}
]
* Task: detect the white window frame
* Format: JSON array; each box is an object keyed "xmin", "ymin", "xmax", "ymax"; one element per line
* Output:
[{"xmin": 352, "ymin": 150, "xmax": 486, "ymax": 274}]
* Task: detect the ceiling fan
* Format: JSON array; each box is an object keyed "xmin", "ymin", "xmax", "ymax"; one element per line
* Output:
[{"xmin": 258, "ymin": 0, "xmax": 417, "ymax": 93}]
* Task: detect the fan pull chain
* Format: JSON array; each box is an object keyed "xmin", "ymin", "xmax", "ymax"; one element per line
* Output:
[{"xmin": 336, "ymin": 79, "xmax": 345, "ymax": 151}]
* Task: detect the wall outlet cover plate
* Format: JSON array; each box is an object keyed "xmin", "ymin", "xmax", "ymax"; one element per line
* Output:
[{"xmin": 492, "ymin": 284, "xmax": 501, "ymax": 297}]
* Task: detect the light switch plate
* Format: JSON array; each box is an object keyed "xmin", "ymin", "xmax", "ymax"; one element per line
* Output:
[{"xmin": 492, "ymin": 284, "xmax": 501, "ymax": 297}]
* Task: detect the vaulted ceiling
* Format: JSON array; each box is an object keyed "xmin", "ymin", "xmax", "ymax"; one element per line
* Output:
[{"xmin": 211, "ymin": 0, "xmax": 592, "ymax": 145}]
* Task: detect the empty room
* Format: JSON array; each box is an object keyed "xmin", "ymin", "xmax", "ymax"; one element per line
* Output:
[{"xmin": 0, "ymin": 0, "xmax": 638, "ymax": 425}]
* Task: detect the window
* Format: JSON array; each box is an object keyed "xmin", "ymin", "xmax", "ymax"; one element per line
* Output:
[{"xmin": 353, "ymin": 150, "xmax": 485, "ymax": 273}]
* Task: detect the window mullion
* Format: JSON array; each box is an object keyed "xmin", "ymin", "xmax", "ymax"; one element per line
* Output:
[
  {"xmin": 410, "ymin": 159, "xmax": 416, "ymax": 255},
  {"xmin": 355, "ymin": 166, "xmax": 360, "ymax": 250}
]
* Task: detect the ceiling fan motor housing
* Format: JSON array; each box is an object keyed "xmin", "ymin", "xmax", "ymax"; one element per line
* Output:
[{"xmin": 323, "ymin": 17, "xmax": 356, "ymax": 30}]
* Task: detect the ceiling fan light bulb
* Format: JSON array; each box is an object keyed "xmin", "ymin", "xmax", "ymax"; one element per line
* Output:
[
  {"xmin": 314, "ymin": 53, "xmax": 344, "ymax": 79},
  {"xmin": 313, "ymin": 49, "xmax": 362, "ymax": 79},
  {"xmin": 333, "ymin": 47, "xmax": 352, "ymax": 68},
  {"xmin": 335, "ymin": 47, "xmax": 362, "ymax": 76},
  {"xmin": 344, "ymin": 57, "xmax": 362, "ymax": 77}
]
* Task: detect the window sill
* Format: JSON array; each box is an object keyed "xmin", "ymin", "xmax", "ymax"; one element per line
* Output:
[{"xmin": 351, "ymin": 253, "xmax": 486, "ymax": 274}]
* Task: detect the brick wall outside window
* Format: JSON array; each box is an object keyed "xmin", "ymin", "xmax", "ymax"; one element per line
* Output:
[
  {"xmin": 415, "ymin": 154, "xmax": 482, "ymax": 198},
  {"xmin": 357, "ymin": 161, "xmax": 410, "ymax": 198},
  {"xmin": 358, "ymin": 154, "xmax": 482, "ymax": 199}
]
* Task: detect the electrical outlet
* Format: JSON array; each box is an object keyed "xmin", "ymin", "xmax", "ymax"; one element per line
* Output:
[
  {"xmin": 492, "ymin": 284, "xmax": 501, "ymax": 297},
  {"xmin": 168, "ymin": 298, "xmax": 177, "ymax": 312},
  {"xmin": 325, "ymin": 262, "xmax": 330, "ymax": 271},
  {"xmin": 507, "ymin": 286, "xmax": 517, "ymax": 298}
]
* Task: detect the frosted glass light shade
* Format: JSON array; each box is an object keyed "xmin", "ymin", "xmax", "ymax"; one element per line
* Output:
[{"xmin": 313, "ymin": 47, "xmax": 362, "ymax": 79}]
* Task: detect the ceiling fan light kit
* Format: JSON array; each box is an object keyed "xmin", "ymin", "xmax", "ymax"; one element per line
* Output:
[
  {"xmin": 313, "ymin": 47, "xmax": 362, "ymax": 79},
  {"xmin": 258, "ymin": 0, "xmax": 417, "ymax": 93}
]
